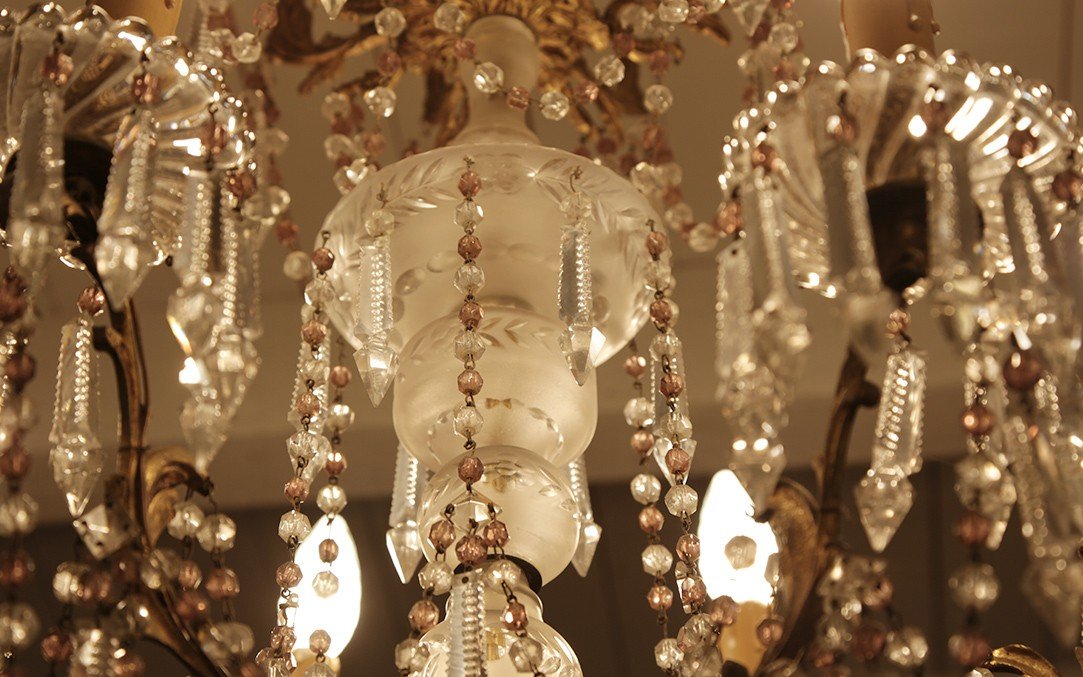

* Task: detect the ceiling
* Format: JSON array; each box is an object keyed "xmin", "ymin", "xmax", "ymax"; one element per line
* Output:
[{"xmin": 14, "ymin": 0, "xmax": 1083, "ymax": 522}]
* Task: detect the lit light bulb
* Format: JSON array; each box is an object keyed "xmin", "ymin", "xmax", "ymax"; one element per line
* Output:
[
  {"xmin": 697, "ymin": 469, "xmax": 779, "ymax": 605},
  {"xmin": 178, "ymin": 357, "xmax": 207, "ymax": 386},
  {"xmin": 293, "ymin": 514, "xmax": 362, "ymax": 658}
]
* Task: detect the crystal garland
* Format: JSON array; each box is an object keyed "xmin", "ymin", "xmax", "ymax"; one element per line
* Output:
[
  {"xmin": 258, "ymin": 239, "xmax": 337, "ymax": 674},
  {"xmin": 0, "ymin": 267, "xmax": 40, "ymax": 672}
]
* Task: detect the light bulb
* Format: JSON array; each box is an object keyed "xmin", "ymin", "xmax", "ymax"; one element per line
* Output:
[
  {"xmin": 697, "ymin": 469, "xmax": 780, "ymax": 605},
  {"xmin": 292, "ymin": 514, "xmax": 362, "ymax": 658}
]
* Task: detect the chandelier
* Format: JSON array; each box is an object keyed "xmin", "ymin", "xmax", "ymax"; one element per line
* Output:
[{"xmin": 0, "ymin": 0, "xmax": 1078, "ymax": 675}]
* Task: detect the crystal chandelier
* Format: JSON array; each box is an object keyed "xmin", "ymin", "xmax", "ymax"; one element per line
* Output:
[{"xmin": 0, "ymin": 0, "xmax": 1078, "ymax": 675}]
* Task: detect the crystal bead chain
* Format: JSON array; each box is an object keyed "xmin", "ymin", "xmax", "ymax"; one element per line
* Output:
[
  {"xmin": 0, "ymin": 266, "xmax": 41, "ymax": 672},
  {"xmin": 622, "ymin": 342, "xmax": 678, "ymax": 673},
  {"xmin": 305, "ymin": 342, "xmax": 355, "ymax": 673},
  {"xmin": 945, "ymin": 338, "xmax": 1001, "ymax": 669},
  {"xmin": 257, "ymin": 240, "xmax": 337, "ymax": 674}
]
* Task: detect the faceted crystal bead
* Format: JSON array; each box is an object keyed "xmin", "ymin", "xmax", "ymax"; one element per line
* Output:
[
  {"xmin": 455, "ymin": 200, "xmax": 484, "ymax": 228},
  {"xmin": 472, "ymin": 62, "xmax": 504, "ymax": 94},
  {"xmin": 452, "ymin": 403, "xmax": 483, "ymax": 437},
  {"xmin": 327, "ymin": 402, "xmax": 354, "ymax": 432},
  {"xmin": 0, "ymin": 491, "xmax": 37, "ymax": 536},
  {"xmin": 483, "ymin": 559, "xmax": 523, "ymax": 590},
  {"xmin": 364, "ymin": 208, "xmax": 395, "ymax": 237},
  {"xmin": 644, "ymin": 84, "xmax": 674, "ymax": 115},
  {"xmin": 453, "ymin": 330, "xmax": 487, "ymax": 362},
  {"xmin": 623, "ymin": 397, "xmax": 653, "ymax": 427},
  {"xmin": 197, "ymin": 514, "xmax": 237, "ymax": 552},
  {"xmin": 885, "ymin": 626, "xmax": 928, "ymax": 668},
  {"xmin": 642, "ymin": 543, "xmax": 674, "ymax": 575},
  {"xmin": 199, "ymin": 621, "xmax": 254, "ymax": 664},
  {"xmin": 854, "ymin": 468, "xmax": 913, "ymax": 552},
  {"xmin": 53, "ymin": 562, "xmax": 89, "ymax": 603},
  {"xmin": 312, "ymin": 570, "xmax": 339, "ymax": 597},
  {"xmin": 665, "ymin": 484, "xmax": 699, "ymax": 516},
  {"xmin": 510, "ymin": 636, "xmax": 544, "ymax": 672},
  {"xmin": 168, "ymin": 501, "xmax": 205, "ymax": 540},
  {"xmin": 232, "ymin": 32, "xmax": 261, "ymax": 63},
  {"xmin": 287, "ymin": 431, "xmax": 331, "ymax": 484},
  {"xmin": 140, "ymin": 548, "xmax": 181, "ymax": 589},
  {"xmin": 655, "ymin": 637, "xmax": 683, "ymax": 670},
  {"xmin": 658, "ymin": 0, "xmax": 690, "ymax": 22},
  {"xmin": 278, "ymin": 510, "xmax": 312, "ymax": 543},
  {"xmin": 75, "ymin": 504, "xmax": 132, "ymax": 559},
  {"xmin": 630, "ymin": 473, "xmax": 662, "ymax": 505},
  {"xmin": 316, "ymin": 485, "xmax": 347, "ymax": 514},
  {"xmin": 454, "ymin": 262, "xmax": 486, "ymax": 295},
  {"xmin": 419, "ymin": 561, "xmax": 453, "ymax": 595},
  {"xmin": 374, "ymin": 7, "xmax": 406, "ymax": 37},
  {"xmin": 768, "ymin": 22, "xmax": 799, "ymax": 52},
  {"xmin": 594, "ymin": 55, "xmax": 626, "ymax": 86},
  {"xmin": 539, "ymin": 91, "xmax": 570, "ymax": 121},
  {"xmin": 434, "ymin": 3, "xmax": 466, "ymax": 33},
  {"xmin": 0, "ymin": 602, "xmax": 39, "ymax": 650},
  {"xmin": 725, "ymin": 535, "xmax": 757, "ymax": 570},
  {"xmin": 363, "ymin": 87, "xmax": 397, "ymax": 118},
  {"xmin": 948, "ymin": 562, "xmax": 1000, "ymax": 611}
]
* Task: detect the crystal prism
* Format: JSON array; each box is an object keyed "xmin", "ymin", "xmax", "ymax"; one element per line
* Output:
[
  {"xmin": 8, "ymin": 70, "xmax": 65, "ymax": 276},
  {"xmin": 573, "ymin": 521, "xmax": 602, "ymax": 578},
  {"xmin": 320, "ymin": 0, "xmax": 347, "ymax": 19},
  {"xmin": 1021, "ymin": 556, "xmax": 1083, "ymax": 646},
  {"xmin": 854, "ymin": 468, "xmax": 913, "ymax": 552},
  {"xmin": 727, "ymin": 0, "xmax": 770, "ymax": 35},
  {"xmin": 49, "ymin": 318, "xmax": 99, "ymax": 448},
  {"xmin": 389, "ymin": 444, "xmax": 427, "ymax": 528},
  {"xmin": 558, "ymin": 218, "xmax": 595, "ymax": 385},
  {"xmin": 181, "ymin": 398, "xmax": 227, "ymax": 472},
  {"xmin": 871, "ymin": 348, "xmax": 926, "ymax": 475},
  {"xmin": 353, "ymin": 235, "xmax": 397, "ymax": 406},
  {"xmin": 75, "ymin": 504, "xmax": 133, "ymax": 559},
  {"xmin": 95, "ymin": 110, "xmax": 158, "ymax": 307},
  {"xmin": 449, "ymin": 569, "xmax": 485, "ymax": 676},
  {"xmin": 50, "ymin": 444, "xmax": 103, "ymax": 517},
  {"xmin": 167, "ymin": 283, "xmax": 223, "ymax": 358},
  {"xmin": 729, "ymin": 436, "xmax": 785, "ymax": 515},
  {"xmin": 386, "ymin": 522, "xmax": 423, "ymax": 584},
  {"xmin": 353, "ymin": 340, "xmax": 399, "ymax": 407}
]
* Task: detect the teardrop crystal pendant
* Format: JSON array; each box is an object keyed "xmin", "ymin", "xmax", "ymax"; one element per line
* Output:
[
  {"xmin": 567, "ymin": 455, "xmax": 602, "ymax": 577},
  {"xmin": 49, "ymin": 316, "xmax": 101, "ymax": 517},
  {"xmin": 353, "ymin": 234, "xmax": 398, "ymax": 406},
  {"xmin": 320, "ymin": 0, "xmax": 348, "ymax": 20},
  {"xmin": 8, "ymin": 55, "xmax": 66, "ymax": 279},
  {"xmin": 94, "ymin": 108, "xmax": 158, "ymax": 307},
  {"xmin": 818, "ymin": 139, "xmax": 894, "ymax": 361},
  {"xmin": 557, "ymin": 191, "xmax": 596, "ymax": 386},
  {"xmin": 729, "ymin": 434, "xmax": 786, "ymax": 516},
  {"xmin": 387, "ymin": 444, "xmax": 426, "ymax": 584},
  {"xmin": 854, "ymin": 467, "xmax": 913, "ymax": 552}
]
